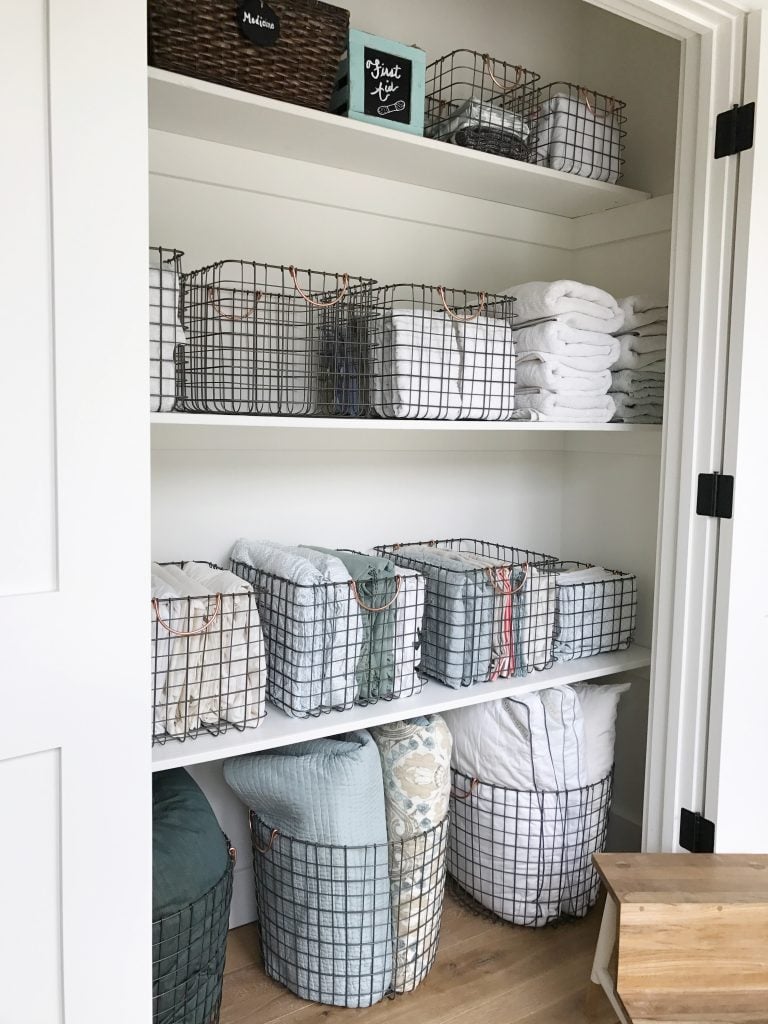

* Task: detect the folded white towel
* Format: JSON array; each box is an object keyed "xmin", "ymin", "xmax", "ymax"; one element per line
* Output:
[
  {"xmin": 613, "ymin": 335, "xmax": 667, "ymax": 371},
  {"xmin": 618, "ymin": 295, "xmax": 668, "ymax": 333},
  {"xmin": 611, "ymin": 369, "xmax": 665, "ymax": 394},
  {"xmin": 428, "ymin": 96, "xmax": 530, "ymax": 144},
  {"xmin": 536, "ymin": 93, "xmax": 623, "ymax": 184},
  {"xmin": 504, "ymin": 281, "xmax": 624, "ymax": 334},
  {"xmin": 517, "ymin": 357, "xmax": 610, "ymax": 395},
  {"xmin": 512, "ymin": 389, "xmax": 616, "ymax": 423},
  {"xmin": 456, "ymin": 315, "xmax": 515, "ymax": 420},
  {"xmin": 372, "ymin": 311, "xmax": 462, "ymax": 420},
  {"xmin": 514, "ymin": 321, "xmax": 620, "ymax": 367},
  {"xmin": 612, "ymin": 393, "xmax": 663, "ymax": 423},
  {"xmin": 618, "ymin": 323, "xmax": 668, "ymax": 339}
]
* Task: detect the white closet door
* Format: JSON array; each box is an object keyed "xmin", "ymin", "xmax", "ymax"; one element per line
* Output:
[
  {"xmin": 706, "ymin": 8, "xmax": 768, "ymax": 853},
  {"xmin": 0, "ymin": 3, "xmax": 149, "ymax": 1023}
]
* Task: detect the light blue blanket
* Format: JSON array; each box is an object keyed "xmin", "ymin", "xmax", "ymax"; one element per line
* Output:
[
  {"xmin": 224, "ymin": 731, "xmax": 392, "ymax": 1006},
  {"xmin": 229, "ymin": 539, "xmax": 362, "ymax": 716}
]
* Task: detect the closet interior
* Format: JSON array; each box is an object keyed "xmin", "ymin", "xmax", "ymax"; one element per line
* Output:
[{"xmin": 148, "ymin": 0, "xmax": 681, "ymax": 1004}]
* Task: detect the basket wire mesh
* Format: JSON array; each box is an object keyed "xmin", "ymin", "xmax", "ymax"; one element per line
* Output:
[
  {"xmin": 369, "ymin": 285, "xmax": 516, "ymax": 421},
  {"xmin": 249, "ymin": 812, "xmax": 449, "ymax": 1006},
  {"xmin": 178, "ymin": 261, "xmax": 375, "ymax": 417},
  {"xmin": 374, "ymin": 538, "xmax": 558, "ymax": 685},
  {"xmin": 534, "ymin": 82, "xmax": 627, "ymax": 183},
  {"xmin": 151, "ymin": 561, "xmax": 267, "ymax": 743},
  {"xmin": 447, "ymin": 768, "xmax": 612, "ymax": 927},
  {"xmin": 230, "ymin": 555, "xmax": 425, "ymax": 718},
  {"xmin": 553, "ymin": 560, "xmax": 637, "ymax": 661},
  {"xmin": 150, "ymin": 246, "xmax": 184, "ymax": 413},
  {"xmin": 153, "ymin": 840, "xmax": 234, "ymax": 1024},
  {"xmin": 425, "ymin": 50, "xmax": 541, "ymax": 161}
]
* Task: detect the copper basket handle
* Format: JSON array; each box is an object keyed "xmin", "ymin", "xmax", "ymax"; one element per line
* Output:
[
  {"xmin": 482, "ymin": 54, "xmax": 523, "ymax": 93},
  {"xmin": 452, "ymin": 777, "xmax": 479, "ymax": 801},
  {"xmin": 578, "ymin": 88, "xmax": 618, "ymax": 119},
  {"xmin": 485, "ymin": 561, "xmax": 529, "ymax": 597},
  {"xmin": 152, "ymin": 594, "xmax": 222, "ymax": 637},
  {"xmin": 249, "ymin": 812, "xmax": 280, "ymax": 854},
  {"xmin": 349, "ymin": 576, "xmax": 402, "ymax": 612},
  {"xmin": 437, "ymin": 286, "xmax": 487, "ymax": 323},
  {"xmin": 207, "ymin": 286, "xmax": 262, "ymax": 322},
  {"xmin": 289, "ymin": 266, "xmax": 350, "ymax": 309}
]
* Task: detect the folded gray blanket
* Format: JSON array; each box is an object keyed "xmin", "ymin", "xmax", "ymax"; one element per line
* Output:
[{"xmin": 223, "ymin": 732, "xmax": 392, "ymax": 1006}]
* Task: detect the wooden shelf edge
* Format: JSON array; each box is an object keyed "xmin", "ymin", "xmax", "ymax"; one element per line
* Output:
[{"xmin": 151, "ymin": 644, "xmax": 651, "ymax": 771}]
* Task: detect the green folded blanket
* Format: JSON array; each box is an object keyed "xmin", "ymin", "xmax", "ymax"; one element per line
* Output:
[{"xmin": 304, "ymin": 548, "xmax": 398, "ymax": 701}]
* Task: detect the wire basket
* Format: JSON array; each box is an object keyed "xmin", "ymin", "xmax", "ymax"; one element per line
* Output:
[
  {"xmin": 374, "ymin": 539, "xmax": 557, "ymax": 686},
  {"xmin": 249, "ymin": 812, "xmax": 449, "ymax": 1006},
  {"xmin": 553, "ymin": 561, "xmax": 637, "ymax": 661},
  {"xmin": 153, "ymin": 836, "xmax": 235, "ymax": 1024},
  {"xmin": 148, "ymin": 0, "xmax": 350, "ymax": 112},
  {"xmin": 534, "ymin": 83, "xmax": 626, "ymax": 183},
  {"xmin": 178, "ymin": 261, "xmax": 376, "ymax": 417},
  {"xmin": 151, "ymin": 561, "xmax": 267, "ymax": 743},
  {"xmin": 425, "ymin": 50, "xmax": 540, "ymax": 161},
  {"xmin": 369, "ymin": 285, "xmax": 516, "ymax": 420},
  {"xmin": 447, "ymin": 768, "xmax": 612, "ymax": 927},
  {"xmin": 230, "ymin": 554, "xmax": 424, "ymax": 717},
  {"xmin": 150, "ymin": 246, "xmax": 184, "ymax": 413}
]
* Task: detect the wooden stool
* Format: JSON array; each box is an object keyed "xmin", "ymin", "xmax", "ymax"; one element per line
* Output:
[{"xmin": 589, "ymin": 853, "xmax": 768, "ymax": 1023}]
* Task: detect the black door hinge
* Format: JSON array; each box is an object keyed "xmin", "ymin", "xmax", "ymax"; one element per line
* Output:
[
  {"xmin": 715, "ymin": 102, "xmax": 755, "ymax": 158},
  {"xmin": 680, "ymin": 808, "xmax": 716, "ymax": 853},
  {"xmin": 696, "ymin": 472, "xmax": 734, "ymax": 519}
]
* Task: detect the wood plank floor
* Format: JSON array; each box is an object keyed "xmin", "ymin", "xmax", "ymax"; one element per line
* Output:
[{"xmin": 220, "ymin": 892, "xmax": 619, "ymax": 1024}]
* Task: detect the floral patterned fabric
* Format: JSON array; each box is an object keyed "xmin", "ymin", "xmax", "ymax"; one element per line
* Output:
[{"xmin": 371, "ymin": 716, "xmax": 452, "ymax": 992}]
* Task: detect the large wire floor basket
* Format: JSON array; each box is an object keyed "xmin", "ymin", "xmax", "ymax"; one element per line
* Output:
[
  {"xmin": 249, "ymin": 812, "xmax": 449, "ymax": 1006},
  {"xmin": 447, "ymin": 768, "xmax": 612, "ymax": 927}
]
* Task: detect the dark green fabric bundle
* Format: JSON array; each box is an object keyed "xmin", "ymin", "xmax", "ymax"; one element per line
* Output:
[
  {"xmin": 153, "ymin": 768, "xmax": 233, "ymax": 1024},
  {"xmin": 306, "ymin": 548, "xmax": 398, "ymax": 701}
]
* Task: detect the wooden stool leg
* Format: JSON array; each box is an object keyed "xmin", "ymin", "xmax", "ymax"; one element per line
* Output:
[{"xmin": 589, "ymin": 895, "xmax": 632, "ymax": 1024}]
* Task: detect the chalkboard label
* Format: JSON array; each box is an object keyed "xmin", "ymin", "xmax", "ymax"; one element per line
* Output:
[
  {"xmin": 237, "ymin": 0, "xmax": 280, "ymax": 46},
  {"xmin": 363, "ymin": 46, "xmax": 412, "ymax": 124}
]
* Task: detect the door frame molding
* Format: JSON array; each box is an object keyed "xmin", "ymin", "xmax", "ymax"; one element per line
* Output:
[{"xmin": 587, "ymin": 0, "xmax": 753, "ymax": 850}]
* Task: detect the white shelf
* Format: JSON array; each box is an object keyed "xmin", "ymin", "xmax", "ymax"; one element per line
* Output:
[
  {"xmin": 151, "ymin": 645, "xmax": 651, "ymax": 771},
  {"xmin": 148, "ymin": 69, "xmax": 651, "ymax": 219},
  {"xmin": 151, "ymin": 413, "xmax": 661, "ymax": 434}
]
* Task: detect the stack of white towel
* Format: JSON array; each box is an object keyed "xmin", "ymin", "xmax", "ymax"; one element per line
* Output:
[
  {"xmin": 610, "ymin": 296, "xmax": 668, "ymax": 423},
  {"xmin": 502, "ymin": 280, "xmax": 624, "ymax": 423}
]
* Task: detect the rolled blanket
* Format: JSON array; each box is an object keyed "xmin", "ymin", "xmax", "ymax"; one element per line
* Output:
[
  {"xmin": 224, "ymin": 732, "xmax": 392, "ymax": 1007},
  {"xmin": 536, "ymin": 92, "xmax": 622, "ymax": 184},
  {"xmin": 517, "ymin": 356, "xmax": 611, "ymax": 395},
  {"xmin": 512, "ymin": 389, "xmax": 616, "ymax": 423},
  {"xmin": 514, "ymin": 322, "xmax": 620, "ymax": 367},
  {"xmin": 303, "ymin": 547, "xmax": 398, "ymax": 702},
  {"xmin": 617, "ymin": 295, "xmax": 668, "ymax": 333},
  {"xmin": 229, "ymin": 539, "xmax": 362, "ymax": 715},
  {"xmin": 371, "ymin": 310, "xmax": 461, "ymax": 420},
  {"xmin": 456, "ymin": 315, "xmax": 515, "ymax": 421},
  {"xmin": 371, "ymin": 716, "xmax": 452, "ymax": 993},
  {"xmin": 504, "ymin": 281, "xmax": 623, "ymax": 334}
]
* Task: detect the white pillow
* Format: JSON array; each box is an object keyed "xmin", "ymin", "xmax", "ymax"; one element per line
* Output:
[{"xmin": 572, "ymin": 681, "xmax": 631, "ymax": 785}]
